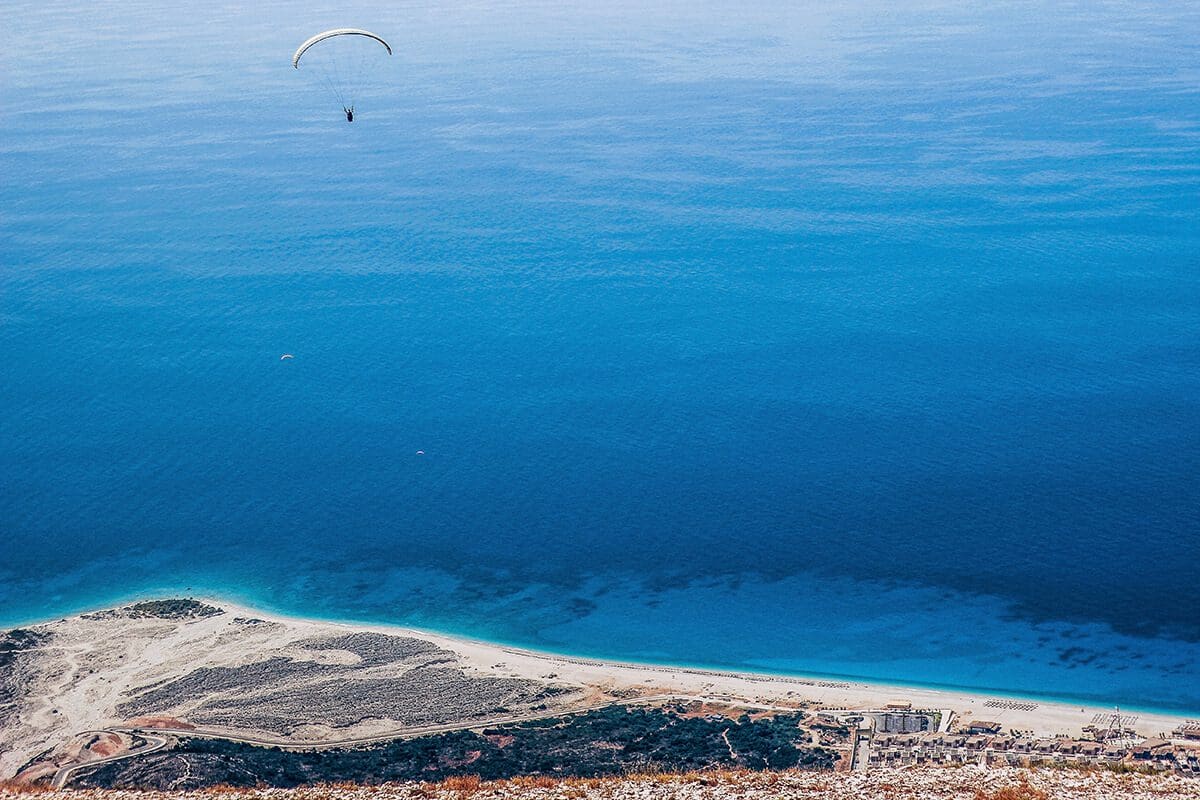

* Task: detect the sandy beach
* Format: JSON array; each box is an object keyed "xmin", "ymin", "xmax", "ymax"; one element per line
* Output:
[
  {"xmin": 2, "ymin": 597, "xmax": 1195, "ymax": 784},
  {"xmin": 324, "ymin": 612, "xmax": 1190, "ymax": 738}
]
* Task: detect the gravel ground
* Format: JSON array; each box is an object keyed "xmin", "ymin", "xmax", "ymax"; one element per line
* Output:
[{"xmin": 186, "ymin": 667, "xmax": 553, "ymax": 730}]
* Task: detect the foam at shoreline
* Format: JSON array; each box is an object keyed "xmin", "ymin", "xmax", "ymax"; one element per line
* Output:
[{"xmin": 10, "ymin": 593, "xmax": 1198, "ymax": 725}]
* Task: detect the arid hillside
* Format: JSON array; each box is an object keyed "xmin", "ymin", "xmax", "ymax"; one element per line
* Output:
[{"xmin": 3, "ymin": 767, "xmax": 1199, "ymax": 800}]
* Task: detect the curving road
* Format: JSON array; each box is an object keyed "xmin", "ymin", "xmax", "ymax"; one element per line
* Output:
[
  {"xmin": 53, "ymin": 693, "xmax": 810, "ymax": 788},
  {"xmin": 52, "ymin": 732, "xmax": 170, "ymax": 789}
]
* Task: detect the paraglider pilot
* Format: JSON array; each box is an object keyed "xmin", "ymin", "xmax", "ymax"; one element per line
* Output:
[{"xmin": 293, "ymin": 30, "xmax": 391, "ymax": 123}]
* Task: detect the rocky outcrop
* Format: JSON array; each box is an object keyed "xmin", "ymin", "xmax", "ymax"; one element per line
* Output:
[{"xmin": 6, "ymin": 768, "xmax": 1199, "ymax": 800}]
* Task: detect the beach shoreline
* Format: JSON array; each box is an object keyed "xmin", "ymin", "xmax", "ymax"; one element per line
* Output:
[
  {"xmin": 251, "ymin": 603, "xmax": 1200, "ymax": 720},
  {"xmin": 6, "ymin": 594, "xmax": 1200, "ymax": 785},
  {"xmin": 214, "ymin": 597, "xmax": 1199, "ymax": 727},
  {"xmin": 14, "ymin": 590, "xmax": 1198, "ymax": 719}
]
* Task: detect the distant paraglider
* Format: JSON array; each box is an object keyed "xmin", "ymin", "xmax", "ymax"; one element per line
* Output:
[{"xmin": 293, "ymin": 28, "xmax": 392, "ymax": 122}]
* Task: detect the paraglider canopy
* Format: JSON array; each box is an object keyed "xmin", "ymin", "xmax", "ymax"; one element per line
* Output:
[
  {"xmin": 292, "ymin": 29, "xmax": 392, "ymax": 69},
  {"xmin": 293, "ymin": 29, "xmax": 392, "ymax": 120}
]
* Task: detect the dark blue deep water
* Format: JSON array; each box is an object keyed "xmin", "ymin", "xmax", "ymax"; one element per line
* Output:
[{"xmin": 3, "ymin": 1, "xmax": 1199, "ymax": 711}]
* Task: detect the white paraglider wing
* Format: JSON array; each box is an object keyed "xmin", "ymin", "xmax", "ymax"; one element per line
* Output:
[
  {"xmin": 292, "ymin": 29, "xmax": 392, "ymax": 69},
  {"xmin": 293, "ymin": 29, "xmax": 392, "ymax": 116}
]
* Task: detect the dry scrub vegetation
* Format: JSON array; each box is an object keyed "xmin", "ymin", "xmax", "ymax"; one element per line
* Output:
[
  {"xmin": 971, "ymin": 775, "xmax": 1047, "ymax": 800},
  {"xmin": 3, "ymin": 768, "xmax": 1198, "ymax": 800}
]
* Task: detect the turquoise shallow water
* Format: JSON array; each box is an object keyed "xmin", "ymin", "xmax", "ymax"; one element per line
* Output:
[{"xmin": 2, "ymin": 0, "xmax": 1199, "ymax": 712}]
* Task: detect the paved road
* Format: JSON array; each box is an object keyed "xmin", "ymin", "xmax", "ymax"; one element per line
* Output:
[
  {"xmin": 53, "ymin": 732, "xmax": 170, "ymax": 789},
  {"xmin": 120, "ymin": 694, "xmax": 807, "ymax": 752},
  {"xmin": 852, "ymin": 735, "xmax": 872, "ymax": 772},
  {"xmin": 848, "ymin": 717, "xmax": 874, "ymax": 772},
  {"xmin": 52, "ymin": 693, "xmax": 810, "ymax": 788}
]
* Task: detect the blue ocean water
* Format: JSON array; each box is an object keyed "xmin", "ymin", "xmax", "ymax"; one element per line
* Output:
[{"xmin": 3, "ymin": 0, "xmax": 1199, "ymax": 712}]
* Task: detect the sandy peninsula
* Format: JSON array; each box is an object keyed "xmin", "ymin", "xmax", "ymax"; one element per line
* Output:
[{"xmin": 1, "ymin": 597, "xmax": 1196, "ymax": 786}]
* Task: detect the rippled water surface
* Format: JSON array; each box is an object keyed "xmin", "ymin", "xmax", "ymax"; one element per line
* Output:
[{"xmin": 3, "ymin": 0, "xmax": 1199, "ymax": 711}]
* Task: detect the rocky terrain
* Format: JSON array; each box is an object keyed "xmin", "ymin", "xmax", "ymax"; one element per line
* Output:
[
  {"xmin": 114, "ymin": 631, "xmax": 552, "ymax": 733},
  {"xmin": 1, "ymin": 602, "xmax": 579, "ymax": 782},
  {"xmin": 4, "ymin": 768, "xmax": 1199, "ymax": 800},
  {"xmin": 1, "ymin": 628, "xmax": 48, "ymax": 729}
]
